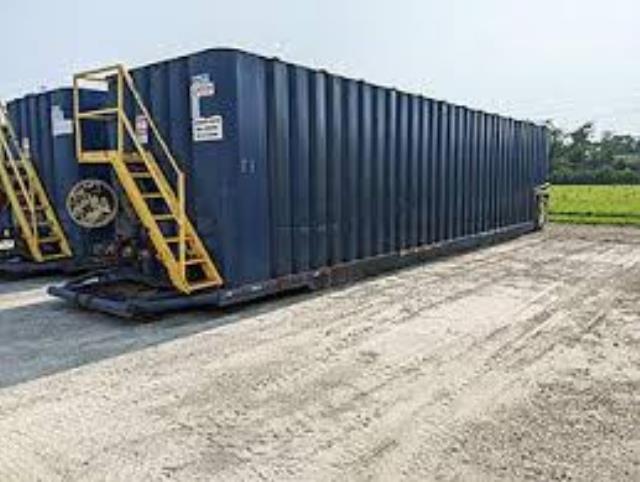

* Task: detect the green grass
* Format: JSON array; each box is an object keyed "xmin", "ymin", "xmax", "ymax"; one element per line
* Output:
[{"xmin": 550, "ymin": 185, "xmax": 640, "ymax": 226}]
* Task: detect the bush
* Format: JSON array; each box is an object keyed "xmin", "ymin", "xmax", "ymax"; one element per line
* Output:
[{"xmin": 550, "ymin": 167, "xmax": 640, "ymax": 185}]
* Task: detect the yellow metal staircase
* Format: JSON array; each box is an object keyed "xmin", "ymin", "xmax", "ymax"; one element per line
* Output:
[
  {"xmin": 0, "ymin": 102, "xmax": 72, "ymax": 262},
  {"xmin": 73, "ymin": 65, "xmax": 223, "ymax": 294}
]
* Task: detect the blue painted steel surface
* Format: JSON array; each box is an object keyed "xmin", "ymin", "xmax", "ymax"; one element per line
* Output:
[
  {"xmin": 5, "ymin": 88, "xmax": 113, "ymax": 264},
  {"xmin": 54, "ymin": 47, "xmax": 548, "ymax": 314},
  {"xmin": 98, "ymin": 48, "xmax": 549, "ymax": 291}
]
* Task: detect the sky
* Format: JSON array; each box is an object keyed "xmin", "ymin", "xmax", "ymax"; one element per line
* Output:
[{"xmin": 1, "ymin": 0, "xmax": 639, "ymax": 135}]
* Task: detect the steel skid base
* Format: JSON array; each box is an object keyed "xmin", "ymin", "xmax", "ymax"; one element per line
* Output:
[
  {"xmin": 0, "ymin": 250, "xmax": 107, "ymax": 278},
  {"xmin": 49, "ymin": 223, "xmax": 537, "ymax": 319}
]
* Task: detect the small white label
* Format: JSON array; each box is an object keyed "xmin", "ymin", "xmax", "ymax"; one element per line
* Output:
[
  {"xmin": 51, "ymin": 105, "xmax": 73, "ymax": 137},
  {"xmin": 135, "ymin": 115, "xmax": 149, "ymax": 145},
  {"xmin": 190, "ymin": 74, "xmax": 223, "ymax": 142},
  {"xmin": 22, "ymin": 137, "xmax": 30, "ymax": 155}
]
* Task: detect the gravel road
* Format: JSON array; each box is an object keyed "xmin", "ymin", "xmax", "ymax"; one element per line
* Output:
[{"xmin": 0, "ymin": 224, "xmax": 638, "ymax": 481}]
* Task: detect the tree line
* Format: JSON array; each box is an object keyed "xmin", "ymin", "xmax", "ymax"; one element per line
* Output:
[{"xmin": 547, "ymin": 122, "xmax": 640, "ymax": 184}]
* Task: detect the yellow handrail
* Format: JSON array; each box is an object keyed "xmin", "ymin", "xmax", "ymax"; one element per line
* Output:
[
  {"xmin": 118, "ymin": 67, "xmax": 188, "ymax": 276},
  {"xmin": 0, "ymin": 101, "xmax": 72, "ymax": 261},
  {"xmin": 74, "ymin": 64, "xmax": 191, "ymax": 284},
  {"xmin": 0, "ymin": 102, "xmax": 38, "ymax": 243}
]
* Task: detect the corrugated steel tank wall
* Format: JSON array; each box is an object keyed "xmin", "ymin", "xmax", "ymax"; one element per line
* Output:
[
  {"xmin": 107, "ymin": 49, "xmax": 548, "ymax": 289},
  {"xmin": 6, "ymin": 89, "xmax": 114, "ymax": 260}
]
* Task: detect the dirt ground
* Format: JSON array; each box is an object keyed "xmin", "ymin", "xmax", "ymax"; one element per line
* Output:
[{"xmin": 0, "ymin": 224, "xmax": 638, "ymax": 481}]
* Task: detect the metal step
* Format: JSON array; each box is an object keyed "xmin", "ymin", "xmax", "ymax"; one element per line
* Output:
[
  {"xmin": 131, "ymin": 172, "xmax": 153, "ymax": 179},
  {"xmin": 166, "ymin": 236, "xmax": 194, "ymax": 244},
  {"xmin": 38, "ymin": 236, "xmax": 60, "ymax": 244},
  {"xmin": 186, "ymin": 280, "xmax": 220, "ymax": 292},
  {"xmin": 185, "ymin": 258, "xmax": 205, "ymax": 266}
]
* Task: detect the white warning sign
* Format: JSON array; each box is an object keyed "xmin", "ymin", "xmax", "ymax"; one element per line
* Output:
[
  {"xmin": 22, "ymin": 137, "xmax": 31, "ymax": 155},
  {"xmin": 191, "ymin": 74, "xmax": 216, "ymax": 98},
  {"xmin": 135, "ymin": 115, "xmax": 149, "ymax": 145},
  {"xmin": 193, "ymin": 115, "xmax": 223, "ymax": 143},
  {"xmin": 51, "ymin": 105, "xmax": 73, "ymax": 137},
  {"xmin": 190, "ymin": 74, "xmax": 223, "ymax": 142}
]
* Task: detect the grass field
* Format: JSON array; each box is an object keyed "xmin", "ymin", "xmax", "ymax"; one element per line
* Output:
[{"xmin": 550, "ymin": 185, "xmax": 640, "ymax": 226}]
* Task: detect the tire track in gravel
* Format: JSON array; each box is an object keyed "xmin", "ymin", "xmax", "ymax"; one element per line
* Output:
[
  {"xmin": 0, "ymin": 233, "xmax": 596, "ymax": 478},
  {"xmin": 158, "ymin": 230, "xmax": 632, "ymax": 478},
  {"xmin": 0, "ymin": 237, "xmax": 555, "ymax": 480},
  {"xmin": 268, "ymin": 233, "xmax": 640, "ymax": 478},
  {"xmin": 351, "ymin": 239, "xmax": 640, "ymax": 481},
  {"xmin": 1, "ymin": 226, "xmax": 639, "ymax": 481}
]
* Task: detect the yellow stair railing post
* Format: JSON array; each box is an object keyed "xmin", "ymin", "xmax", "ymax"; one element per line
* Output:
[
  {"xmin": 178, "ymin": 172, "xmax": 186, "ymax": 280},
  {"xmin": 25, "ymin": 149, "xmax": 37, "ymax": 247},
  {"xmin": 117, "ymin": 66, "xmax": 125, "ymax": 167}
]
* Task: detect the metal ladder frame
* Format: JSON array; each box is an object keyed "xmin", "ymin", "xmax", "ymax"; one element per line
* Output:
[
  {"xmin": 73, "ymin": 64, "xmax": 223, "ymax": 293},
  {"xmin": 0, "ymin": 102, "xmax": 72, "ymax": 262}
]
